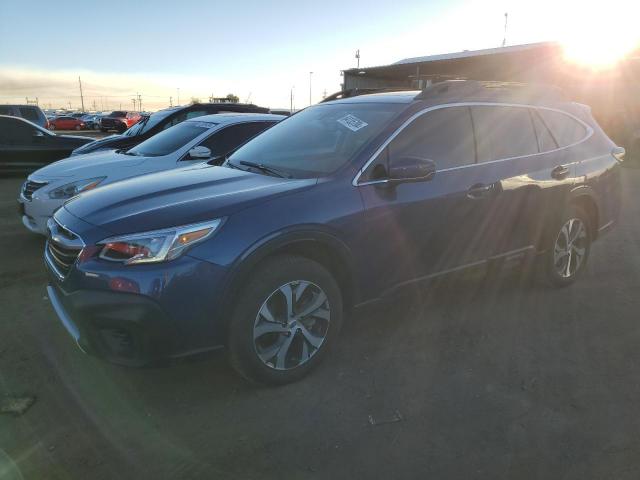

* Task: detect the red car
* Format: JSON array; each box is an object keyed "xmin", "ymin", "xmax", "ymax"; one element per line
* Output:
[
  {"xmin": 49, "ymin": 116, "xmax": 86, "ymax": 131},
  {"xmin": 100, "ymin": 111, "xmax": 142, "ymax": 133}
]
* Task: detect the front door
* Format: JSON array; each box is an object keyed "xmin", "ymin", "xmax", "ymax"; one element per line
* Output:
[{"xmin": 357, "ymin": 106, "xmax": 501, "ymax": 295}]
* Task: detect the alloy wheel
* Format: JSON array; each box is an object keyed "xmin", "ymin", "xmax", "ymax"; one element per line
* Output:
[
  {"xmin": 253, "ymin": 280, "xmax": 330, "ymax": 371},
  {"xmin": 553, "ymin": 218, "xmax": 587, "ymax": 278}
]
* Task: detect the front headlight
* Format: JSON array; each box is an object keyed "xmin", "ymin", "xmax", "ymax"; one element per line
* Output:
[
  {"xmin": 48, "ymin": 177, "xmax": 105, "ymax": 199},
  {"xmin": 97, "ymin": 219, "xmax": 223, "ymax": 265}
]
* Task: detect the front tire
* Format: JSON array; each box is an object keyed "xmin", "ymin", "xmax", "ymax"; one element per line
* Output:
[
  {"xmin": 228, "ymin": 255, "xmax": 343, "ymax": 385},
  {"xmin": 539, "ymin": 205, "xmax": 591, "ymax": 287}
]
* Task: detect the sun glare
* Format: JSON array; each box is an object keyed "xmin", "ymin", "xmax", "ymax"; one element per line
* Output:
[{"xmin": 559, "ymin": 4, "xmax": 640, "ymax": 70}]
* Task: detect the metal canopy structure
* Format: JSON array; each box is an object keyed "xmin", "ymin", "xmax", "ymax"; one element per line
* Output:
[{"xmin": 341, "ymin": 42, "xmax": 640, "ymax": 148}]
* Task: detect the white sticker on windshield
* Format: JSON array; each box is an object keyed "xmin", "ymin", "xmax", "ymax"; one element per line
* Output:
[{"xmin": 337, "ymin": 114, "xmax": 368, "ymax": 132}]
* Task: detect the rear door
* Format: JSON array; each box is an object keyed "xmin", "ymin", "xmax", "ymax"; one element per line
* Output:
[{"xmin": 469, "ymin": 105, "xmax": 581, "ymax": 257}]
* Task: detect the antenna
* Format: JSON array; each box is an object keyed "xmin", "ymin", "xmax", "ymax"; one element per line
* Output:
[{"xmin": 502, "ymin": 12, "xmax": 508, "ymax": 47}]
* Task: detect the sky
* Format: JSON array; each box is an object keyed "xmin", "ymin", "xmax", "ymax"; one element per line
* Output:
[{"xmin": 0, "ymin": 0, "xmax": 638, "ymax": 111}]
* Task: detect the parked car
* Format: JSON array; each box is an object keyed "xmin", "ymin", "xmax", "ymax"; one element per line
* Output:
[
  {"xmin": 0, "ymin": 115, "xmax": 93, "ymax": 174},
  {"xmin": 81, "ymin": 114, "xmax": 101, "ymax": 129},
  {"xmin": 49, "ymin": 116, "xmax": 86, "ymax": 131},
  {"xmin": 19, "ymin": 113, "xmax": 282, "ymax": 234},
  {"xmin": 0, "ymin": 104, "xmax": 49, "ymax": 128},
  {"xmin": 43, "ymin": 81, "xmax": 622, "ymax": 384},
  {"xmin": 99, "ymin": 111, "xmax": 142, "ymax": 133},
  {"xmin": 72, "ymin": 103, "xmax": 272, "ymax": 156}
]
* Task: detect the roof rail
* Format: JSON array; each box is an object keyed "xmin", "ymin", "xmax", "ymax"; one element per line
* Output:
[
  {"xmin": 321, "ymin": 87, "xmax": 416, "ymax": 103},
  {"xmin": 415, "ymin": 80, "xmax": 565, "ymax": 102}
]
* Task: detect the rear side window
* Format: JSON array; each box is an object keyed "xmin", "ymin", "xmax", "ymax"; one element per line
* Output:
[
  {"xmin": 537, "ymin": 109, "xmax": 587, "ymax": 147},
  {"xmin": 388, "ymin": 106, "xmax": 475, "ymax": 170},
  {"xmin": 531, "ymin": 111, "xmax": 558, "ymax": 152},
  {"xmin": 19, "ymin": 107, "xmax": 39, "ymax": 123},
  {"xmin": 0, "ymin": 106, "xmax": 14, "ymax": 115},
  {"xmin": 198, "ymin": 122, "xmax": 274, "ymax": 158},
  {"xmin": 471, "ymin": 106, "xmax": 538, "ymax": 162}
]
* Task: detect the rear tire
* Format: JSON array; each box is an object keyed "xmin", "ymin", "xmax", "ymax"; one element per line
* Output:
[
  {"xmin": 538, "ymin": 204, "xmax": 591, "ymax": 287},
  {"xmin": 228, "ymin": 255, "xmax": 343, "ymax": 385}
]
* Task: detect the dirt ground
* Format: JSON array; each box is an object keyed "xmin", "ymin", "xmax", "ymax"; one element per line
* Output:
[{"xmin": 2, "ymin": 166, "xmax": 640, "ymax": 479}]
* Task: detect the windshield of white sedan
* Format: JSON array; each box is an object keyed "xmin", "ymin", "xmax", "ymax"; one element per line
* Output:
[
  {"xmin": 126, "ymin": 122, "xmax": 212, "ymax": 157},
  {"xmin": 227, "ymin": 103, "xmax": 404, "ymax": 177}
]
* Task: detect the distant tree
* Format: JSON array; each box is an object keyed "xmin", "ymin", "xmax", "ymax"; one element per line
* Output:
[
  {"xmin": 190, "ymin": 97, "xmax": 201, "ymax": 104},
  {"xmin": 225, "ymin": 94, "xmax": 239, "ymax": 103}
]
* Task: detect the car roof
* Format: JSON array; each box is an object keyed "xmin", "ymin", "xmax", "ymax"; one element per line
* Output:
[
  {"xmin": 185, "ymin": 113, "xmax": 285, "ymax": 125},
  {"xmin": 0, "ymin": 104, "xmax": 40, "ymax": 108},
  {"xmin": 321, "ymin": 91, "xmax": 420, "ymax": 105}
]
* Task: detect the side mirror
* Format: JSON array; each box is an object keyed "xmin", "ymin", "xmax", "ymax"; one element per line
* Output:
[
  {"xmin": 388, "ymin": 156, "xmax": 436, "ymax": 183},
  {"xmin": 187, "ymin": 146, "xmax": 212, "ymax": 160}
]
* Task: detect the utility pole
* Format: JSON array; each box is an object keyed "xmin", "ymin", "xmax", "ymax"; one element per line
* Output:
[
  {"xmin": 132, "ymin": 98, "xmax": 136, "ymax": 111},
  {"xmin": 78, "ymin": 76, "xmax": 85, "ymax": 112},
  {"xmin": 169, "ymin": 96, "xmax": 173, "ymax": 107},
  {"xmin": 502, "ymin": 12, "xmax": 508, "ymax": 47},
  {"xmin": 137, "ymin": 93, "xmax": 142, "ymax": 112},
  {"xmin": 309, "ymin": 72, "xmax": 313, "ymax": 106},
  {"xmin": 177, "ymin": 88, "xmax": 180, "ymax": 106},
  {"xmin": 355, "ymin": 49, "xmax": 360, "ymax": 69},
  {"xmin": 290, "ymin": 87, "xmax": 294, "ymax": 113}
]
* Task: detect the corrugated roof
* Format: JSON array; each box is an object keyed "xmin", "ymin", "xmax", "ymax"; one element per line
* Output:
[{"xmin": 392, "ymin": 41, "xmax": 558, "ymax": 66}]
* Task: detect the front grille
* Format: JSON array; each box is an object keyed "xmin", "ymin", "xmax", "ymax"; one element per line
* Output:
[
  {"xmin": 22, "ymin": 180, "xmax": 48, "ymax": 200},
  {"xmin": 46, "ymin": 219, "xmax": 84, "ymax": 279},
  {"xmin": 100, "ymin": 118, "xmax": 122, "ymax": 128}
]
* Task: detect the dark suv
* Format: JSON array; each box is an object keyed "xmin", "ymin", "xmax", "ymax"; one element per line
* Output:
[
  {"xmin": 44, "ymin": 81, "xmax": 622, "ymax": 384},
  {"xmin": 72, "ymin": 103, "xmax": 271, "ymax": 156},
  {"xmin": 0, "ymin": 104, "xmax": 49, "ymax": 128}
]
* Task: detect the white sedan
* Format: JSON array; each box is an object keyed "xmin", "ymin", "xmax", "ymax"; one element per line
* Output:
[{"xmin": 18, "ymin": 113, "xmax": 283, "ymax": 235}]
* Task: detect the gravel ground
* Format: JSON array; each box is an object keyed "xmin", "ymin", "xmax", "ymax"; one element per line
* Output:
[{"xmin": 1, "ymin": 165, "xmax": 640, "ymax": 479}]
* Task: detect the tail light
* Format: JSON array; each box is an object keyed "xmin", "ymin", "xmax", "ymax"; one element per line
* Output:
[{"xmin": 612, "ymin": 146, "xmax": 625, "ymax": 162}]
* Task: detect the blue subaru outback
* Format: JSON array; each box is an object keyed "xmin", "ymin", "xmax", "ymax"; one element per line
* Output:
[{"xmin": 45, "ymin": 81, "xmax": 623, "ymax": 384}]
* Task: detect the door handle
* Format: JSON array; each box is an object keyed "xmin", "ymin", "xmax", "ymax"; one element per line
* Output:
[
  {"xmin": 467, "ymin": 183, "xmax": 493, "ymax": 199},
  {"xmin": 551, "ymin": 165, "xmax": 570, "ymax": 180}
]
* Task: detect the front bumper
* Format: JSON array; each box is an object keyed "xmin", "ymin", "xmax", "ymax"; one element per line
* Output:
[
  {"xmin": 47, "ymin": 282, "xmax": 176, "ymax": 366},
  {"xmin": 18, "ymin": 192, "xmax": 64, "ymax": 236}
]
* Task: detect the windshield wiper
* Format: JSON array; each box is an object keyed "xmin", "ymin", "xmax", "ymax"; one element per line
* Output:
[{"xmin": 237, "ymin": 160, "xmax": 291, "ymax": 178}]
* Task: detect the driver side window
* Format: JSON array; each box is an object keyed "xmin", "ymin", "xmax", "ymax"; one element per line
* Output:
[
  {"xmin": 389, "ymin": 106, "xmax": 475, "ymax": 170},
  {"xmin": 363, "ymin": 106, "xmax": 475, "ymax": 182}
]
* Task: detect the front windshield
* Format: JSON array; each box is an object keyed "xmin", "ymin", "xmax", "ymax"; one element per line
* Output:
[
  {"xmin": 227, "ymin": 102, "xmax": 404, "ymax": 178},
  {"xmin": 127, "ymin": 121, "xmax": 214, "ymax": 157},
  {"xmin": 125, "ymin": 109, "xmax": 175, "ymax": 136}
]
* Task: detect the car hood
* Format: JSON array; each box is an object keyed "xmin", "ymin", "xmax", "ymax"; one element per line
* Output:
[
  {"xmin": 63, "ymin": 164, "xmax": 316, "ymax": 235},
  {"xmin": 72, "ymin": 134, "xmax": 129, "ymax": 154},
  {"xmin": 29, "ymin": 150, "xmax": 147, "ymax": 180},
  {"xmin": 57, "ymin": 134, "xmax": 95, "ymax": 142}
]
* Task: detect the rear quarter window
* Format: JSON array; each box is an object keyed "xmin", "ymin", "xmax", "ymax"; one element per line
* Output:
[{"xmin": 537, "ymin": 109, "xmax": 588, "ymax": 148}]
